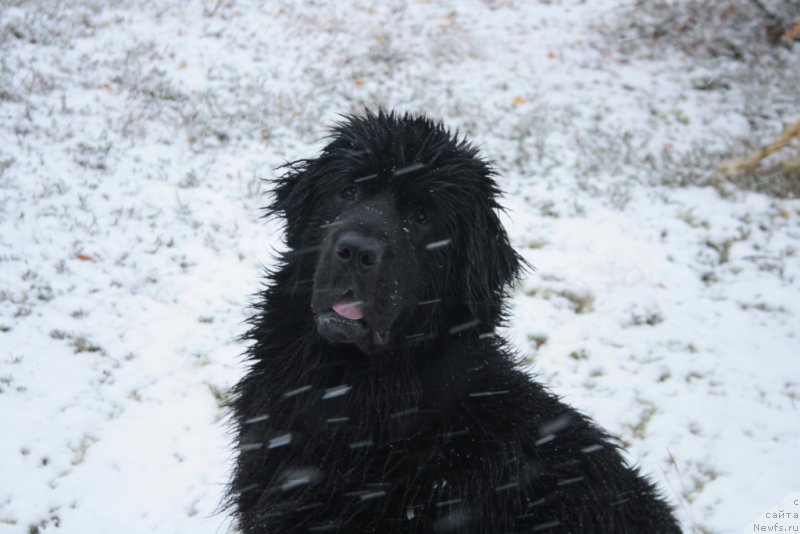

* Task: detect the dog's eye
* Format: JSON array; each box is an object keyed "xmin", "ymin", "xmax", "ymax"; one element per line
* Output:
[
  {"xmin": 410, "ymin": 208, "xmax": 428, "ymax": 225},
  {"xmin": 340, "ymin": 186, "xmax": 357, "ymax": 200}
]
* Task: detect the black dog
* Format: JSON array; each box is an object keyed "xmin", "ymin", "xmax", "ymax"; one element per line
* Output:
[{"xmin": 228, "ymin": 111, "xmax": 681, "ymax": 533}]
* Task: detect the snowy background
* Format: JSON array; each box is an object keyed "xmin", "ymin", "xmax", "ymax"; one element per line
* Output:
[{"xmin": 1, "ymin": 0, "xmax": 799, "ymax": 532}]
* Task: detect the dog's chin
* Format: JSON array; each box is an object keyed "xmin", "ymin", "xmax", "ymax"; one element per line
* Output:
[{"xmin": 315, "ymin": 312, "xmax": 392, "ymax": 353}]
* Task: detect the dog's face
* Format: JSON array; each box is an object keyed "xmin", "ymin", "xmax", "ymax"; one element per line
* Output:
[
  {"xmin": 310, "ymin": 171, "xmax": 442, "ymax": 352},
  {"xmin": 270, "ymin": 112, "xmax": 522, "ymax": 354}
]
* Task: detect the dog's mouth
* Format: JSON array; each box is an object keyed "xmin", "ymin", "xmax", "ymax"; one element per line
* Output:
[{"xmin": 313, "ymin": 290, "xmax": 392, "ymax": 349}]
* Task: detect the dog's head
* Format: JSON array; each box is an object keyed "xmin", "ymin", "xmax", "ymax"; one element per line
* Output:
[{"xmin": 269, "ymin": 111, "xmax": 522, "ymax": 354}]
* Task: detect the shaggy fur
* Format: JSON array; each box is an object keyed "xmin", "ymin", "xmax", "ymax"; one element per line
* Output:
[{"xmin": 228, "ymin": 111, "xmax": 681, "ymax": 533}]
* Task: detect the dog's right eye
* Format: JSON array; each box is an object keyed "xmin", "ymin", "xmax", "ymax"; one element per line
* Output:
[{"xmin": 340, "ymin": 186, "xmax": 357, "ymax": 200}]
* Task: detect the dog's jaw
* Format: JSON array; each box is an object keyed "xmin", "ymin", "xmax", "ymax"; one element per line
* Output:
[
  {"xmin": 313, "ymin": 310, "xmax": 395, "ymax": 355},
  {"xmin": 314, "ymin": 311, "xmax": 370, "ymax": 345}
]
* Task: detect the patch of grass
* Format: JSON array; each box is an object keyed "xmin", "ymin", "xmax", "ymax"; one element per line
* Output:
[
  {"xmin": 628, "ymin": 399, "xmax": 657, "ymax": 440},
  {"xmin": 27, "ymin": 512, "xmax": 61, "ymax": 534},
  {"xmin": 738, "ymin": 301, "xmax": 788, "ymax": 313},
  {"xmin": 178, "ymin": 170, "xmax": 200, "ymax": 188},
  {"xmin": 73, "ymin": 141, "xmax": 112, "ymax": 171},
  {"xmin": 685, "ymin": 371, "xmax": 706, "ymax": 383},
  {"xmin": 72, "ymin": 336, "xmax": 104, "ymax": 355},
  {"xmin": 0, "ymin": 157, "xmax": 14, "ymax": 178},
  {"xmin": 207, "ymin": 382, "xmax": 231, "ymax": 408},
  {"xmin": 537, "ymin": 200, "xmax": 560, "ymax": 218},
  {"xmin": 785, "ymin": 382, "xmax": 798, "ymax": 407},
  {"xmin": 524, "ymin": 238, "xmax": 549, "ymax": 249},
  {"xmin": 569, "ymin": 348, "xmax": 589, "ymax": 361},
  {"xmin": 525, "ymin": 286, "xmax": 595, "ymax": 314},
  {"xmin": 598, "ymin": 0, "xmax": 800, "ymax": 64},
  {"xmin": 560, "ymin": 289, "xmax": 595, "ymax": 314},
  {"xmin": 627, "ymin": 306, "xmax": 665, "ymax": 326},
  {"xmin": 678, "ymin": 210, "xmax": 710, "ymax": 229},
  {"xmin": 527, "ymin": 334, "xmax": 548, "ymax": 351},
  {"xmin": 0, "ymin": 375, "xmax": 15, "ymax": 393},
  {"xmin": 70, "ymin": 435, "xmax": 98, "ymax": 466},
  {"xmin": 193, "ymin": 352, "xmax": 211, "ymax": 367},
  {"xmin": 690, "ymin": 465, "xmax": 720, "ymax": 496},
  {"xmin": 705, "ymin": 238, "xmax": 734, "ymax": 264}
]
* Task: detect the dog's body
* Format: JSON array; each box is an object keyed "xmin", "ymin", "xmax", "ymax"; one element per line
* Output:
[{"xmin": 229, "ymin": 112, "xmax": 681, "ymax": 533}]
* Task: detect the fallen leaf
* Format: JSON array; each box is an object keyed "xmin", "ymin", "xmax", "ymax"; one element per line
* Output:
[
  {"xmin": 440, "ymin": 11, "xmax": 456, "ymax": 29},
  {"xmin": 782, "ymin": 20, "xmax": 800, "ymax": 43},
  {"xmin": 512, "ymin": 96, "xmax": 526, "ymax": 106},
  {"xmin": 76, "ymin": 253, "xmax": 95, "ymax": 262}
]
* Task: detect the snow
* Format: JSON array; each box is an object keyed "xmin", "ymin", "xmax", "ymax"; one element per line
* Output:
[{"xmin": 1, "ymin": 0, "xmax": 799, "ymax": 532}]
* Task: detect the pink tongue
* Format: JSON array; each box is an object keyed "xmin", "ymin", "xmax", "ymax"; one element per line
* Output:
[{"xmin": 332, "ymin": 296, "xmax": 364, "ymax": 320}]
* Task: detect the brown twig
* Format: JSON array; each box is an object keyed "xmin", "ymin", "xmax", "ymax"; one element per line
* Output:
[
  {"xmin": 720, "ymin": 119, "xmax": 800, "ymax": 175},
  {"xmin": 662, "ymin": 448, "xmax": 701, "ymax": 533}
]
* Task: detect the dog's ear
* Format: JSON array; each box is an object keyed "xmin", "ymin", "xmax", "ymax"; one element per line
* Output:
[
  {"xmin": 460, "ymin": 206, "xmax": 524, "ymax": 326},
  {"xmin": 268, "ymin": 160, "xmax": 317, "ymax": 248}
]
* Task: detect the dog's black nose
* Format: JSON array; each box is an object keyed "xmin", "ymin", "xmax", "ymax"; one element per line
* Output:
[{"xmin": 335, "ymin": 232, "xmax": 383, "ymax": 272}]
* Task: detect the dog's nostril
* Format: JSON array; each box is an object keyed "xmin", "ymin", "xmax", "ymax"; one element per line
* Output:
[
  {"xmin": 359, "ymin": 252, "xmax": 376, "ymax": 267},
  {"xmin": 337, "ymin": 246, "xmax": 352, "ymax": 261}
]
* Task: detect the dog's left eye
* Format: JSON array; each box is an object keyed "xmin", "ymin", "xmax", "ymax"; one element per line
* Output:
[
  {"xmin": 340, "ymin": 186, "xmax": 357, "ymax": 200},
  {"xmin": 410, "ymin": 208, "xmax": 428, "ymax": 225}
]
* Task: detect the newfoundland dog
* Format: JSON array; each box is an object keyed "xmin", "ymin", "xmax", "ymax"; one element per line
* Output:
[{"xmin": 228, "ymin": 111, "xmax": 681, "ymax": 533}]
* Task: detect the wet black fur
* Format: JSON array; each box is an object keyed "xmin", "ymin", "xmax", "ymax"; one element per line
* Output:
[{"xmin": 228, "ymin": 111, "xmax": 682, "ymax": 533}]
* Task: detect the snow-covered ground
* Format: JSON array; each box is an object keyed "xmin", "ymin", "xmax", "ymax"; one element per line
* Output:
[{"xmin": 1, "ymin": 1, "xmax": 798, "ymax": 532}]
